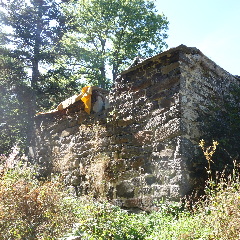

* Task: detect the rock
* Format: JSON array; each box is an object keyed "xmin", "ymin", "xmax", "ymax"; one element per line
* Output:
[{"xmin": 92, "ymin": 96, "xmax": 104, "ymax": 113}]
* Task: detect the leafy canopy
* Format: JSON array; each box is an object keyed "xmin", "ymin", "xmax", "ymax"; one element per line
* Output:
[{"xmin": 61, "ymin": 0, "xmax": 169, "ymax": 88}]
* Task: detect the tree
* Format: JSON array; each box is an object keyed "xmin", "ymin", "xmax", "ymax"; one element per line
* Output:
[
  {"xmin": 0, "ymin": 47, "xmax": 29, "ymax": 154},
  {"xmin": 61, "ymin": 0, "xmax": 169, "ymax": 89},
  {"xmin": 0, "ymin": 0, "xmax": 69, "ymax": 150}
]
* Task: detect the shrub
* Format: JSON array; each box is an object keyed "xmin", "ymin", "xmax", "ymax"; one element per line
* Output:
[
  {"xmin": 0, "ymin": 162, "xmax": 77, "ymax": 240},
  {"xmin": 191, "ymin": 163, "xmax": 240, "ymax": 239},
  {"xmin": 68, "ymin": 198, "xmax": 151, "ymax": 240}
]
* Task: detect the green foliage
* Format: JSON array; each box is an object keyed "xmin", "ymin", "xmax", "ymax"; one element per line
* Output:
[
  {"xmin": 61, "ymin": 0, "xmax": 169, "ymax": 88},
  {"xmin": 0, "ymin": 0, "xmax": 65, "ymax": 63},
  {"xmin": 0, "ymin": 0, "xmax": 69, "ymax": 109},
  {"xmin": 36, "ymin": 68, "xmax": 81, "ymax": 112},
  {"xmin": 67, "ymin": 184, "xmax": 239, "ymax": 240},
  {"xmin": 0, "ymin": 0, "xmax": 78, "ymax": 152},
  {"xmin": 191, "ymin": 166, "xmax": 240, "ymax": 240},
  {"xmin": 68, "ymin": 199, "xmax": 151, "ymax": 239}
]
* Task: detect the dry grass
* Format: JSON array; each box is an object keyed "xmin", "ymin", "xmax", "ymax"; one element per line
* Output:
[{"xmin": 0, "ymin": 161, "xmax": 77, "ymax": 240}]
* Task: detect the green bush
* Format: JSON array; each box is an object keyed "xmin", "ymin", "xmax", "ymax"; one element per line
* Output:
[
  {"xmin": 66, "ymin": 198, "xmax": 211, "ymax": 240},
  {"xmin": 69, "ymin": 177, "xmax": 240, "ymax": 240},
  {"xmin": 65, "ymin": 198, "xmax": 150, "ymax": 240}
]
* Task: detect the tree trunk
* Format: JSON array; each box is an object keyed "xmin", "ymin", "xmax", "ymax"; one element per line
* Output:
[
  {"xmin": 99, "ymin": 65, "xmax": 106, "ymax": 89},
  {"xmin": 26, "ymin": 0, "xmax": 42, "ymax": 151},
  {"xmin": 112, "ymin": 63, "xmax": 119, "ymax": 81}
]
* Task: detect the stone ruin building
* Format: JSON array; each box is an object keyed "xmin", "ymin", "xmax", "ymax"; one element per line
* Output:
[{"xmin": 30, "ymin": 45, "xmax": 240, "ymax": 210}]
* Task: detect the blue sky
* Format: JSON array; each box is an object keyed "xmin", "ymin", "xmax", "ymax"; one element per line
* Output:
[{"xmin": 155, "ymin": 0, "xmax": 240, "ymax": 76}]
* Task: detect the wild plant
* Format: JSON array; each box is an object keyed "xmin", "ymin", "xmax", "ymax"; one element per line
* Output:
[
  {"xmin": 195, "ymin": 139, "xmax": 240, "ymax": 239},
  {"xmin": 0, "ymin": 161, "xmax": 77, "ymax": 240}
]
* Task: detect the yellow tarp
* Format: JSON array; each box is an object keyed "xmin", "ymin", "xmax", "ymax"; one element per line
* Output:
[
  {"xmin": 78, "ymin": 86, "xmax": 92, "ymax": 114},
  {"xmin": 37, "ymin": 86, "xmax": 92, "ymax": 115},
  {"xmin": 57, "ymin": 86, "xmax": 92, "ymax": 114}
]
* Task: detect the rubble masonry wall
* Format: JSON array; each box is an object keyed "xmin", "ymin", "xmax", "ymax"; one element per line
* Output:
[{"xmin": 31, "ymin": 45, "xmax": 239, "ymax": 209}]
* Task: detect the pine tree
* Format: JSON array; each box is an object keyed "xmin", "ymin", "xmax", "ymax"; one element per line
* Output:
[{"xmin": 0, "ymin": 0, "xmax": 67, "ymax": 152}]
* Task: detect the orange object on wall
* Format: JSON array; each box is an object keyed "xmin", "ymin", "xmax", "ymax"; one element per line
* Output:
[
  {"xmin": 37, "ymin": 86, "xmax": 93, "ymax": 115},
  {"xmin": 77, "ymin": 86, "xmax": 92, "ymax": 114}
]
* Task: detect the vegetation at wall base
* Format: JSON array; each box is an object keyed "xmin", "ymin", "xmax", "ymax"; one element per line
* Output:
[{"xmin": 1, "ymin": 141, "xmax": 240, "ymax": 240}]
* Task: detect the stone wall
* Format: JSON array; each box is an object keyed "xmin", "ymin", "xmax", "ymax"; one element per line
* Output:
[{"xmin": 30, "ymin": 45, "xmax": 239, "ymax": 210}]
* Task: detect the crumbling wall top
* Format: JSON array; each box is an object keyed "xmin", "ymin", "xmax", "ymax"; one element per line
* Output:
[{"xmin": 120, "ymin": 44, "xmax": 202, "ymax": 75}]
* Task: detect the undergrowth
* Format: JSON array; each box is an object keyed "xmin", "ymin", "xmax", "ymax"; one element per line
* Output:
[
  {"xmin": 1, "ymin": 140, "xmax": 240, "ymax": 239},
  {"xmin": 0, "ymin": 160, "xmax": 77, "ymax": 240}
]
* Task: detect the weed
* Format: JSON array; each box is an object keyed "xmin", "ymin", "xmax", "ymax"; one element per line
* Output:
[{"xmin": 199, "ymin": 139, "xmax": 219, "ymax": 178}]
